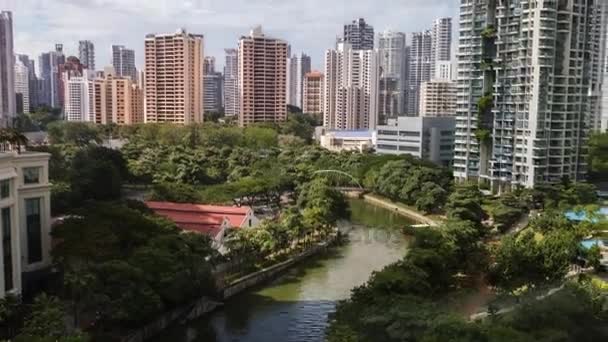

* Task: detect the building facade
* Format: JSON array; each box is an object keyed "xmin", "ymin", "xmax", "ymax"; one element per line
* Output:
[
  {"xmin": 376, "ymin": 116, "xmax": 455, "ymax": 166},
  {"xmin": 407, "ymin": 30, "xmax": 432, "ymax": 115},
  {"xmin": 89, "ymin": 68, "xmax": 144, "ymax": 125},
  {"xmin": 38, "ymin": 45, "xmax": 65, "ymax": 109},
  {"xmin": 112, "ymin": 45, "xmax": 137, "ymax": 81},
  {"xmin": 430, "ymin": 17, "xmax": 453, "ymax": 79},
  {"xmin": 144, "ymin": 29, "xmax": 204, "ymax": 124},
  {"xmin": 0, "ymin": 151, "xmax": 52, "ymax": 298},
  {"xmin": 454, "ymin": 0, "xmax": 606, "ymax": 192},
  {"xmin": 303, "ymin": 71, "xmax": 324, "ymax": 118},
  {"xmin": 420, "ymin": 80, "xmax": 456, "ymax": 117},
  {"xmin": 223, "ymin": 48, "xmax": 239, "ymax": 117},
  {"xmin": 14, "ymin": 59, "xmax": 30, "ymax": 114},
  {"xmin": 64, "ymin": 71, "xmax": 93, "ymax": 122},
  {"xmin": 238, "ymin": 26, "xmax": 288, "ymax": 126},
  {"xmin": 324, "ymin": 42, "xmax": 379, "ymax": 130},
  {"xmin": 17, "ymin": 55, "xmax": 38, "ymax": 110},
  {"xmin": 78, "ymin": 40, "xmax": 95, "ymax": 70},
  {"xmin": 286, "ymin": 53, "xmax": 311, "ymax": 109},
  {"xmin": 344, "ymin": 18, "xmax": 374, "ymax": 50},
  {"xmin": 0, "ymin": 12, "xmax": 15, "ymax": 126},
  {"xmin": 378, "ymin": 30, "xmax": 407, "ymax": 118}
]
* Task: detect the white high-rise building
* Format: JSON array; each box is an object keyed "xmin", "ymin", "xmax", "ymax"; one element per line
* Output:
[
  {"xmin": 64, "ymin": 71, "xmax": 93, "ymax": 122},
  {"xmin": 323, "ymin": 41, "xmax": 379, "ymax": 130},
  {"xmin": 78, "ymin": 40, "xmax": 95, "ymax": 70},
  {"xmin": 430, "ymin": 17, "xmax": 452, "ymax": 79},
  {"xmin": 378, "ymin": 30, "xmax": 407, "ymax": 117},
  {"xmin": 286, "ymin": 53, "xmax": 311, "ymax": 109},
  {"xmin": 407, "ymin": 30, "xmax": 432, "ymax": 115},
  {"xmin": 454, "ymin": 0, "xmax": 606, "ymax": 192},
  {"xmin": 0, "ymin": 11, "xmax": 15, "ymax": 126},
  {"xmin": 14, "ymin": 59, "xmax": 29, "ymax": 114},
  {"xmin": 599, "ymin": 1, "xmax": 608, "ymax": 131},
  {"xmin": 224, "ymin": 48, "xmax": 239, "ymax": 117}
]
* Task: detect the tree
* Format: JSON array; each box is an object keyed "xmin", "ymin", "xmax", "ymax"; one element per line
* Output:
[
  {"xmin": 20, "ymin": 294, "xmax": 66, "ymax": 338},
  {"xmin": 47, "ymin": 121, "xmax": 101, "ymax": 146},
  {"xmin": 69, "ymin": 146, "xmax": 123, "ymax": 202},
  {"xmin": 586, "ymin": 245, "xmax": 602, "ymax": 271},
  {"xmin": 444, "ymin": 184, "xmax": 485, "ymax": 223},
  {"xmin": 589, "ymin": 132, "xmax": 608, "ymax": 181}
]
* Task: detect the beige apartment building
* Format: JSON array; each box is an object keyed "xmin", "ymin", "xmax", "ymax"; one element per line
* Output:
[
  {"xmin": 420, "ymin": 80, "xmax": 456, "ymax": 117},
  {"xmin": 89, "ymin": 68, "xmax": 144, "ymax": 125},
  {"xmin": 144, "ymin": 29, "xmax": 204, "ymax": 124},
  {"xmin": 238, "ymin": 26, "xmax": 288, "ymax": 126},
  {"xmin": 303, "ymin": 71, "xmax": 324, "ymax": 117}
]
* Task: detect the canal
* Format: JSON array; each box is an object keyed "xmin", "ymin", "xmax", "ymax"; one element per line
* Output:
[{"xmin": 152, "ymin": 198, "xmax": 415, "ymax": 342}]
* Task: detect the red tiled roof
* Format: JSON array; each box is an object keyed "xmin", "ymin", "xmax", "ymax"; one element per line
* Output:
[{"xmin": 145, "ymin": 201, "xmax": 252, "ymax": 238}]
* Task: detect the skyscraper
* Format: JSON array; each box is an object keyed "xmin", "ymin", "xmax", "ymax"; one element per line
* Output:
[
  {"xmin": 203, "ymin": 56, "xmax": 223, "ymax": 113},
  {"xmin": 238, "ymin": 26, "xmax": 288, "ymax": 126},
  {"xmin": 378, "ymin": 30, "xmax": 407, "ymax": 118},
  {"xmin": 285, "ymin": 53, "xmax": 311, "ymax": 109},
  {"xmin": 14, "ymin": 59, "xmax": 29, "ymax": 114},
  {"xmin": 303, "ymin": 71, "xmax": 324, "ymax": 118},
  {"xmin": 454, "ymin": 0, "xmax": 606, "ymax": 192},
  {"xmin": 64, "ymin": 71, "xmax": 92, "ymax": 122},
  {"xmin": 38, "ymin": 44, "xmax": 65, "ymax": 108},
  {"xmin": 144, "ymin": 29, "xmax": 204, "ymax": 124},
  {"xmin": 430, "ymin": 17, "xmax": 452, "ymax": 79},
  {"xmin": 78, "ymin": 40, "xmax": 95, "ymax": 70},
  {"xmin": 112, "ymin": 45, "xmax": 137, "ymax": 81},
  {"xmin": 89, "ymin": 67, "xmax": 144, "ymax": 125},
  {"xmin": 17, "ymin": 54, "xmax": 38, "ymax": 109},
  {"xmin": 0, "ymin": 11, "xmax": 15, "ymax": 126},
  {"xmin": 343, "ymin": 18, "xmax": 374, "ymax": 50},
  {"xmin": 223, "ymin": 48, "xmax": 239, "ymax": 116},
  {"xmin": 323, "ymin": 41, "xmax": 379, "ymax": 130},
  {"xmin": 407, "ymin": 31, "xmax": 432, "ymax": 115}
]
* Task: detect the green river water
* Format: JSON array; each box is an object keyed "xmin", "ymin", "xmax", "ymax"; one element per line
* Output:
[{"xmin": 152, "ymin": 198, "xmax": 415, "ymax": 342}]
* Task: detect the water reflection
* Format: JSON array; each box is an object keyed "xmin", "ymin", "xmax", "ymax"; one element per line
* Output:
[{"xmin": 152, "ymin": 199, "xmax": 414, "ymax": 342}]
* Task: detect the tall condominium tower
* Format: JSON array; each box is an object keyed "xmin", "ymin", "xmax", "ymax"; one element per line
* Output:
[
  {"xmin": 38, "ymin": 44, "xmax": 65, "ymax": 108},
  {"xmin": 224, "ymin": 48, "xmax": 239, "ymax": 116},
  {"xmin": 238, "ymin": 26, "xmax": 288, "ymax": 126},
  {"xmin": 303, "ymin": 71, "xmax": 324, "ymax": 118},
  {"xmin": 144, "ymin": 29, "xmax": 204, "ymax": 124},
  {"xmin": 602, "ymin": 33, "xmax": 608, "ymax": 131},
  {"xmin": 0, "ymin": 11, "xmax": 15, "ymax": 126},
  {"xmin": 323, "ymin": 41, "xmax": 379, "ymax": 130},
  {"xmin": 89, "ymin": 67, "xmax": 144, "ymax": 125},
  {"xmin": 203, "ymin": 56, "xmax": 223, "ymax": 113},
  {"xmin": 78, "ymin": 40, "xmax": 95, "ymax": 70},
  {"xmin": 420, "ymin": 80, "xmax": 456, "ymax": 117},
  {"xmin": 344, "ymin": 18, "xmax": 374, "ymax": 50},
  {"xmin": 17, "ymin": 55, "xmax": 38, "ymax": 109},
  {"xmin": 378, "ymin": 30, "xmax": 407, "ymax": 118},
  {"xmin": 14, "ymin": 59, "xmax": 29, "ymax": 114},
  {"xmin": 430, "ymin": 17, "xmax": 452, "ymax": 79},
  {"xmin": 454, "ymin": 0, "xmax": 607, "ymax": 192},
  {"xmin": 286, "ymin": 53, "xmax": 311, "ymax": 109},
  {"xmin": 407, "ymin": 30, "xmax": 432, "ymax": 115},
  {"xmin": 64, "ymin": 71, "xmax": 93, "ymax": 122},
  {"xmin": 112, "ymin": 45, "xmax": 137, "ymax": 81}
]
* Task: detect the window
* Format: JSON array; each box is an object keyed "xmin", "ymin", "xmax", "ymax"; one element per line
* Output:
[
  {"xmin": 23, "ymin": 167, "xmax": 41, "ymax": 185},
  {"xmin": 2, "ymin": 207, "xmax": 12, "ymax": 291},
  {"xmin": 26, "ymin": 198, "xmax": 42, "ymax": 264},
  {"xmin": 0, "ymin": 180, "xmax": 9, "ymax": 199}
]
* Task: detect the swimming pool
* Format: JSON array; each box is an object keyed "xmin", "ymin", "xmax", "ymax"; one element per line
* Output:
[
  {"xmin": 565, "ymin": 207, "xmax": 608, "ymax": 222},
  {"xmin": 581, "ymin": 239, "xmax": 608, "ymax": 250}
]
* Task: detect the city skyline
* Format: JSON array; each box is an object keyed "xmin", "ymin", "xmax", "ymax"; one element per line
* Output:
[{"xmin": 4, "ymin": 0, "xmax": 458, "ymax": 71}]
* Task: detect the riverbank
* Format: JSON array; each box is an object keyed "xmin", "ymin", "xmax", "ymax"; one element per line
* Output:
[{"xmin": 362, "ymin": 193, "xmax": 442, "ymax": 226}]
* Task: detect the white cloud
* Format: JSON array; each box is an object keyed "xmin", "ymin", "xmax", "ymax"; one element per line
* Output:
[{"xmin": 5, "ymin": 0, "xmax": 458, "ymax": 71}]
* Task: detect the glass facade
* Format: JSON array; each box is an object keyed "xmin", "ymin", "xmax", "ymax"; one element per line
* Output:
[
  {"xmin": 26, "ymin": 198, "xmax": 42, "ymax": 264},
  {"xmin": 2, "ymin": 207, "xmax": 12, "ymax": 291}
]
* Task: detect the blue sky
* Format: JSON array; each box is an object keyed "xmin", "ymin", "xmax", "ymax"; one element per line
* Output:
[{"xmin": 5, "ymin": 0, "xmax": 459, "ymax": 72}]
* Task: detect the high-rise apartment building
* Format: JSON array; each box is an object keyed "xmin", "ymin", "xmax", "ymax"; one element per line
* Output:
[
  {"xmin": 407, "ymin": 30, "xmax": 432, "ymax": 115},
  {"xmin": 454, "ymin": 0, "xmax": 606, "ymax": 192},
  {"xmin": 378, "ymin": 30, "xmax": 407, "ymax": 118},
  {"xmin": 597, "ymin": 1, "xmax": 608, "ymax": 131},
  {"xmin": 224, "ymin": 48, "xmax": 239, "ymax": 116},
  {"xmin": 420, "ymin": 80, "xmax": 456, "ymax": 117},
  {"xmin": 89, "ymin": 68, "xmax": 144, "ymax": 125},
  {"xmin": 64, "ymin": 71, "xmax": 93, "ymax": 122},
  {"xmin": 430, "ymin": 17, "xmax": 452, "ymax": 79},
  {"xmin": 303, "ymin": 71, "xmax": 324, "ymax": 118},
  {"xmin": 344, "ymin": 18, "xmax": 374, "ymax": 50},
  {"xmin": 38, "ymin": 44, "xmax": 65, "ymax": 108},
  {"xmin": 238, "ymin": 26, "xmax": 288, "ymax": 126},
  {"xmin": 14, "ymin": 59, "xmax": 29, "ymax": 114},
  {"xmin": 323, "ymin": 41, "xmax": 379, "ymax": 130},
  {"xmin": 17, "ymin": 55, "xmax": 38, "ymax": 109},
  {"xmin": 78, "ymin": 40, "xmax": 95, "ymax": 70},
  {"xmin": 0, "ymin": 11, "xmax": 15, "ymax": 126},
  {"xmin": 144, "ymin": 29, "xmax": 204, "ymax": 124},
  {"xmin": 286, "ymin": 53, "xmax": 311, "ymax": 109},
  {"xmin": 112, "ymin": 45, "xmax": 137, "ymax": 81},
  {"xmin": 203, "ymin": 56, "xmax": 223, "ymax": 113}
]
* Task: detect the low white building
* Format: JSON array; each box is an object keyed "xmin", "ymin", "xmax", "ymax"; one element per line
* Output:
[
  {"xmin": 376, "ymin": 116, "xmax": 455, "ymax": 166},
  {"xmin": 318, "ymin": 128, "xmax": 376, "ymax": 153},
  {"xmin": 0, "ymin": 151, "xmax": 52, "ymax": 298}
]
